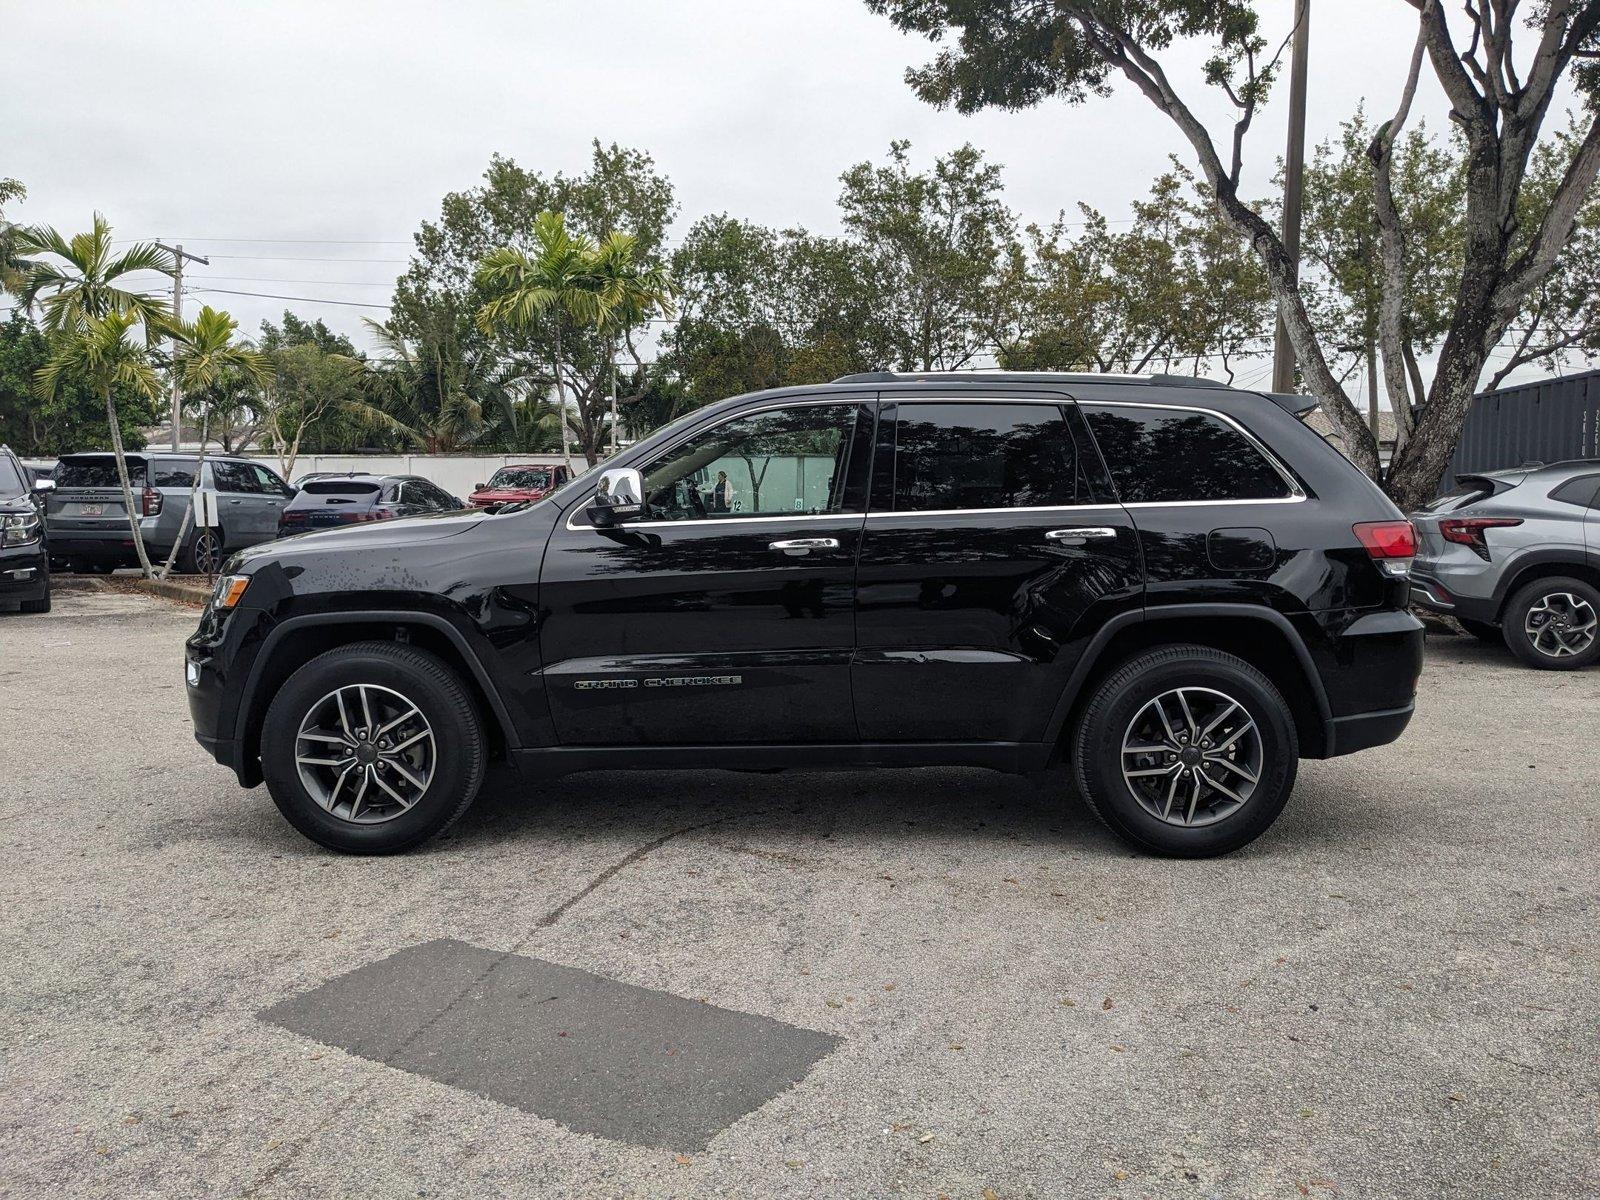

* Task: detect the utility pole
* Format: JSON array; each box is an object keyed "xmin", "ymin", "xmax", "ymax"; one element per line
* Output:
[
  {"xmin": 1272, "ymin": 0, "xmax": 1311, "ymax": 395},
  {"xmin": 154, "ymin": 243, "xmax": 209, "ymax": 450}
]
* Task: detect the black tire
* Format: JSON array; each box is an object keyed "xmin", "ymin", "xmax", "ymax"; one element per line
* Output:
[
  {"xmin": 260, "ymin": 641, "xmax": 486, "ymax": 853},
  {"xmin": 1501, "ymin": 576, "xmax": 1600, "ymax": 670},
  {"xmin": 1457, "ymin": 617, "xmax": 1502, "ymax": 643},
  {"xmin": 19, "ymin": 572, "xmax": 50, "ymax": 613},
  {"xmin": 181, "ymin": 526, "xmax": 225, "ymax": 575},
  {"xmin": 1071, "ymin": 645, "xmax": 1299, "ymax": 858}
]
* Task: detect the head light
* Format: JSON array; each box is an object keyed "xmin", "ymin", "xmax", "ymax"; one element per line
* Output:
[
  {"xmin": 1, "ymin": 511, "xmax": 41, "ymax": 547},
  {"xmin": 212, "ymin": 573, "xmax": 251, "ymax": 610}
]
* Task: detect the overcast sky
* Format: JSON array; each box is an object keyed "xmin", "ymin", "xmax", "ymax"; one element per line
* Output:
[{"xmin": 3, "ymin": 1, "xmax": 1579, "ymax": 393}]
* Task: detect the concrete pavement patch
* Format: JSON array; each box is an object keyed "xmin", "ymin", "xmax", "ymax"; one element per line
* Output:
[{"xmin": 260, "ymin": 938, "xmax": 841, "ymax": 1151}]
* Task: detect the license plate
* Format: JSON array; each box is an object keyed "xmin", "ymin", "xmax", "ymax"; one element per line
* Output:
[{"xmin": 80, "ymin": 503, "xmax": 104, "ymax": 517}]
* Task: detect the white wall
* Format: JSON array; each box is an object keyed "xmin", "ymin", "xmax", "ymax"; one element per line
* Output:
[{"xmin": 244, "ymin": 453, "xmax": 577, "ymax": 499}]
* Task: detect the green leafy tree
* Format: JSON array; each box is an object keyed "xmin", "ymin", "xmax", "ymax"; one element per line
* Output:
[
  {"xmin": 16, "ymin": 214, "xmax": 173, "ymax": 332},
  {"xmin": 0, "ymin": 314, "xmax": 154, "ymax": 454},
  {"xmin": 867, "ymin": 0, "xmax": 1600, "ymax": 507},
  {"xmin": 998, "ymin": 166, "xmax": 1271, "ymax": 379},
  {"xmin": 33, "ymin": 311, "xmax": 165, "ymax": 574},
  {"xmin": 395, "ymin": 143, "xmax": 677, "ymax": 464},
  {"xmin": 156, "ymin": 307, "xmax": 269, "ymax": 577},
  {"xmin": 1297, "ymin": 110, "xmax": 1463, "ymax": 441},
  {"xmin": 838, "ymin": 140, "xmax": 1016, "ymax": 371},
  {"xmin": 259, "ymin": 342, "xmax": 375, "ymax": 478}
]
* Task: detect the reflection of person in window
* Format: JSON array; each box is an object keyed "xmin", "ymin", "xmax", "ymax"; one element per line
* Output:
[{"xmin": 712, "ymin": 470, "xmax": 735, "ymax": 513}]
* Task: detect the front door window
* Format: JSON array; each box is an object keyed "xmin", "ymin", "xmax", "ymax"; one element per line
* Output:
[{"xmin": 639, "ymin": 404, "xmax": 867, "ymax": 521}]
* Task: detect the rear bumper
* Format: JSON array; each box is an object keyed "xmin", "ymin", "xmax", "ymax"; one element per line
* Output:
[
  {"xmin": 1306, "ymin": 608, "xmax": 1425, "ymax": 759},
  {"xmin": 1409, "ymin": 571, "xmax": 1498, "ymax": 624}
]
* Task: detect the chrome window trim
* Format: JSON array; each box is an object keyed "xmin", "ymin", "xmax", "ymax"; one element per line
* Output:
[
  {"xmin": 563, "ymin": 392, "xmax": 1308, "ymax": 532},
  {"xmin": 1080, "ymin": 399, "xmax": 1307, "ymax": 504}
]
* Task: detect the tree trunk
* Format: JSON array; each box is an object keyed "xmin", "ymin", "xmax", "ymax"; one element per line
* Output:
[
  {"xmin": 158, "ymin": 402, "xmax": 210, "ymax": 578},
  {"xmin": 104, "ymin": 386, "xmax": 154, "ymax": 577}
]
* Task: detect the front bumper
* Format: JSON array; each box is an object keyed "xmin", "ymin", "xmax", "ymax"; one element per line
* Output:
[{"xmin": 0, "ymin": 541, "xmax": 48, "ymax": 597}]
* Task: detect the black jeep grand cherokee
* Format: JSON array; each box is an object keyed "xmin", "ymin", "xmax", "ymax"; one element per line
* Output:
[{"xmin": 187, "ymin": 372, "xmax": 1423, "ymax": 857}]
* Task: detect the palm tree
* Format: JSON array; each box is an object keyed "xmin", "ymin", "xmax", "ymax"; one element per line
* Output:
[
  {"xmin": 17, "ymin": 214, "xmax": 173, "ymax": 332},
  {"xmin": 0, "ymin": 177, "xmax": 29, "ymax": 298},
  {"xmin": 474, "ymin": 211, "xmax": 611, "ymax": 470},
  {"xmin": 475, "ymin": 214, "xmax": 677, "ymax": 465},
  {"xmin": 33, "ymin": 311, "xmax": 164, "ymax": 575},
  {"xmin": 157, "ymin": 307, "xmax": 269, "ymax": 576}
]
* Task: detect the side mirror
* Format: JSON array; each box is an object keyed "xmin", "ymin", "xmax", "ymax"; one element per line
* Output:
[
  {"xmin": 586, "ymin": 467, "xmax": 645, "ymax": 528},
  {"xmin": 474, "ymin": 482, "xmax": 485, "ymax": 491},
  {"xmin": 283, "ymin": 486, "xmax": 298, "ymax": 499},
  {"xmin": 31, "ymin": 478, "xmax": 56, "ymax": 494}
]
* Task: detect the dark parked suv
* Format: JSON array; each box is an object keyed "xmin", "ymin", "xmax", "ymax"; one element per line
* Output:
[
  {"xmin": 277, "ymin": 473, "xmax": 461, "ymax": 536},
  {"xmin": 0, "ymin": 444, "xmax": 51, "ymax": 612},
  {"xmin": 186, "ymin": 372, "xmax": 1424, "ymax": 856}
]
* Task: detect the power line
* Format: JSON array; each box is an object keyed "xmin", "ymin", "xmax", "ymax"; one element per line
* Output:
[
  {"xmin": 201, "ymin": 254, "xmax": 408, "ymax": 263},
  {"xmin": 187, "ymin": 286, "xmax": 392, "ymax": 309}
]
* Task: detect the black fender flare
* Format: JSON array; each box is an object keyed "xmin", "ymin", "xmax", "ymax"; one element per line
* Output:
[
  {"xmin": 1041, "ymin": 603, "xmax": 1334, "ymax": 751},
  {"xmin": 232, "ymin": 609, "xmax": 522, "ymax": 750},
  {"xmin": 1491, "ymin": 548, "xmax": 1600, "ymax": 618}
]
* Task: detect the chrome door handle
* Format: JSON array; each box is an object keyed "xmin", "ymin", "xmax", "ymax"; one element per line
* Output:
[
  {"xmin": 1045, "ymin": 526, "xmax": 1117, "ymax": 541},
  {"xmin": 769, "ymin": 537, "xmax": 840, "ymax": 555}
]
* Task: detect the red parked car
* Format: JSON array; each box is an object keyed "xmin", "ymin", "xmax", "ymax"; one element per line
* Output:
[{"xmin": 466, "ymin": 465, "xmax": 571, "ymax": 508}]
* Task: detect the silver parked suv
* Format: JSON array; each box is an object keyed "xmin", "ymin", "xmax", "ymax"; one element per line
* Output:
[
  {"xmin": 1411, "ymin": 460, "xmax": 1600, "ymax": 669},
  {"xmin": 46, "ymin": 452, "xmax": 293, "ymax": 573}
]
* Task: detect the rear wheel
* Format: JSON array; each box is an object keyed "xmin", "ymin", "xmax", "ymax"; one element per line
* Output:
[
  {"xmin": 1457, "ymin": 617, "xmax": 1502, "ymax": 643},
  {"xmin": 1071, "ymin": 645, "xmax": 1298, "ymax": 857},
  {"xmin": 1503, "ymin": 576, "xmax": 1600, "ymax": 670},
  {"xmin": 260, "ymin": 641, "xmax": 486, "ymax": 853},
  {"xmin": 182, "ymin": 527, "xmax": 225, "ymax": 575}
]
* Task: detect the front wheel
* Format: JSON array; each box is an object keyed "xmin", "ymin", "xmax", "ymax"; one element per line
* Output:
[
  {"xmin": 1071, "ymin": 645, "xmax": 1299, "ymax": 857},
  {"xmin": 1503, "ymin": 577, "xmax": 1600, "ymax": 670},
  {"xmin": 260, "ymin": 641, "xmax": 486, "ymax": 853}
]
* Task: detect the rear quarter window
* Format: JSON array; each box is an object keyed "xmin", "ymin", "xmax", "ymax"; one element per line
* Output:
[
  {"xmin": 1548, "ymin": 475, "xmax": 1600, "ymax": 508},
  {"xmin": 152, "ymin": 459, "xmax": 199, "ymax": 488},
  {"xmin": 1082, "ymin": 406, "xmax": 1292, "ymax": 503}
]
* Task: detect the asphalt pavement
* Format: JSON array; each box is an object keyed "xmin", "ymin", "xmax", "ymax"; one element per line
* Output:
[{"xmin": 2, "ymin": 584, "xmax": 1595, "ymax": 1199}]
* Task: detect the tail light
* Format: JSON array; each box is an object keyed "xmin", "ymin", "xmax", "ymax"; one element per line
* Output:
[
  {"xmin": 141, "ymin": 487, "xmax": 163, "ymax": 517},
  {"xmin": 347, "ymin": 508, "xmax": 396, "ymax": 523},
  {"xmin": 279, "ymin": 510, "xmax": 307, "ymax": 526},
  {"xmin": 1353, "ymin": 520, "xmax": 1416, "ymax": 578},
  {"xmin": 1439, "ymin": 516, "xmax": 1522, "ymax": 560}
]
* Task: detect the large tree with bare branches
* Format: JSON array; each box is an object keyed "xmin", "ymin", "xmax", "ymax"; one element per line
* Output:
[{"xmin": 867, "ymin": 0, "xmax": 1600, "ymax": 509}]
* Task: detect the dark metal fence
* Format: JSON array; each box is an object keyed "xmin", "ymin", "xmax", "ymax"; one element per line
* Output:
[{"xmin": 1440, "ymin": 368, "xmax": 1600, "ymax": 492}]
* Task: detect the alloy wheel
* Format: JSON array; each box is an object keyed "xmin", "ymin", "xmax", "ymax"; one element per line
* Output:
[
  {"xmin": 193, "ymin": 530, "xmax": 222, "ymax": 574},
  {"xmin": 294, "ymin": 683, "xmax": 436, "ymax": 825},
  {"xmin": 1119, "ymin": 686, "xmax": 1263, "ymax": 827},
  {"xmin": 1524, "ymin": 591, "xmax": 1598, "ymax": 658}
]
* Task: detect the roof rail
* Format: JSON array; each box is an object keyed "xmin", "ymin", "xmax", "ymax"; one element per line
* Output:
[{"xmin": 831, "ymin": 369, "xmax": 1234, "ymax": 390}]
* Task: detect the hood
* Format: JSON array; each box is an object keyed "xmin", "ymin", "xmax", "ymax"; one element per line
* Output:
[
  {"xmin": 472, "ymin": 487, "xmax": 547, "ymax": 499},
  {"xmin": 231, "ymin": 507, "xmax": 487, "ymax": 569}
]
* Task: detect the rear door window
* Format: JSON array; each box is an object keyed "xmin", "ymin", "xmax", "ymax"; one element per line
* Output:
[
  {"xmin": 886, "ymin": 402, "xmax": 1089, "ymax": 512},
  {"xmin": 1082, "ymin": 405, "xmax": 1293, "ymax": 503},
  {"xmin": 212, "ymin": 461, "xmax": 257, "ymax": 494}
]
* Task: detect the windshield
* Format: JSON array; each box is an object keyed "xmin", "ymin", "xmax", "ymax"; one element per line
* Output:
[
  {"xmin": 0, "ymin": 455, "xmax": 25, "ymax": 495},
  {"xmin": 487, "ymin": 467, "xmax": 552, "ymax": 489},
  {"xmin": 55, "ymin": 456, "xmax": 147, "ymax": 489}
]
